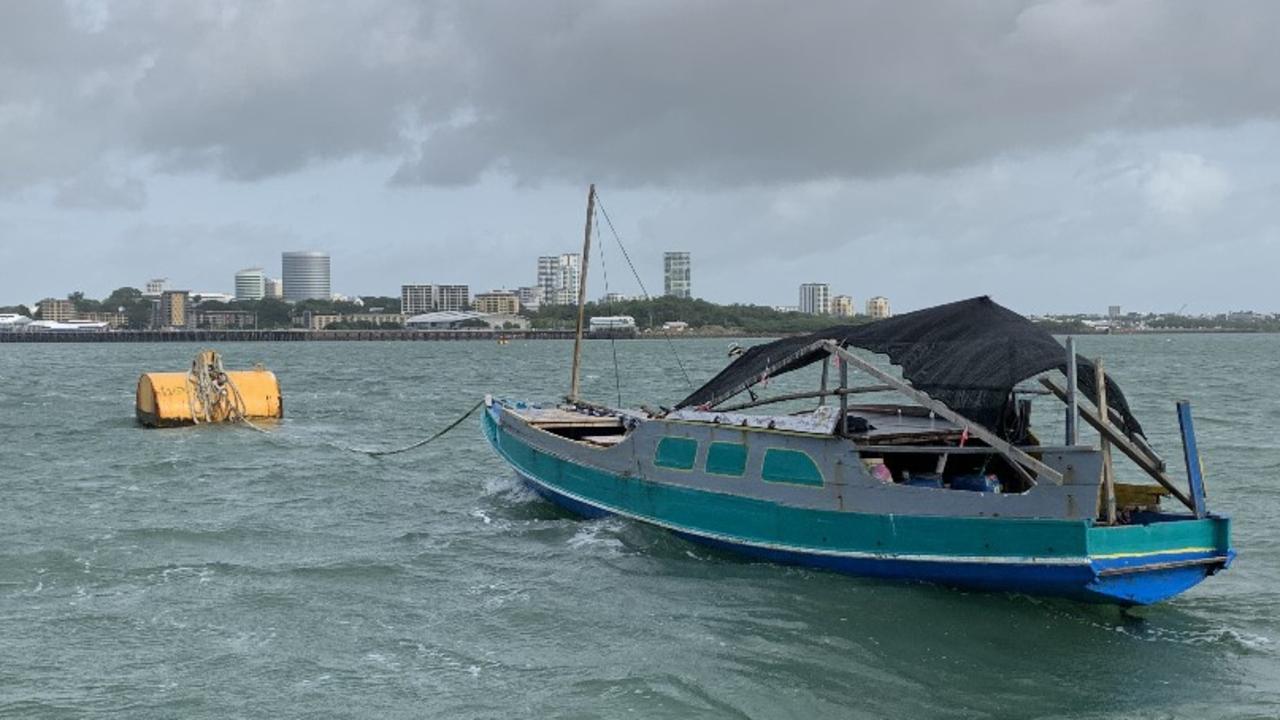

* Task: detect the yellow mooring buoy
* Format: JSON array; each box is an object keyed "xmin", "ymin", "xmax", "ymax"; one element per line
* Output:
[{"xmin": 136, "ymin": 349, "xmax": 283, "ymax": 427}]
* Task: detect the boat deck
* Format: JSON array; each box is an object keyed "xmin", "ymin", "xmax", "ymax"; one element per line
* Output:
[{"xmin": 505, "ymin": 405, "xmax": 624, "ymax": 429}]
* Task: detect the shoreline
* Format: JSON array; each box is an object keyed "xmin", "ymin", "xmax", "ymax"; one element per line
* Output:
[{"xmin": 0, "ymin": 327, "xmax": 1275, "ymax": 343}]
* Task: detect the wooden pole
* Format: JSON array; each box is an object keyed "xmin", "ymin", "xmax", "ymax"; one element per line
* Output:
[
  {"xmin": 1096, "ymin": 358, "xmax": 1117, "ymax": 524},
  {"xmin": 838, "ymin": 352, "xmax": 849, "ymax": 435},
  {"xmin": 825, "ymin": 341, "xmax": 1062, "ymax": 484},
  {"xmin": 1065, "ymin": 337, "xmax": 1079, "ymax": 445},
  {"xmin": 818, "ymin": 357, "xmax": 830, "ymax": 407},
  {"xmin": 568, "ymin": 184, "xmax": 595, "ymax": 403},
  {"xmin": 1040, "ymin": 376, "xmax": 1196, "ymax": 512}
]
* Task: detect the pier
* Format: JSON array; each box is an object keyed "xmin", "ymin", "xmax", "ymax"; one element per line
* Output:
[{"xmin": 0, "ymin": 329, "xmax": 580, "ymax": 343}]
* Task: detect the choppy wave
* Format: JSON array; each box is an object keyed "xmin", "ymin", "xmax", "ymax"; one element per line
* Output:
[{"xmin": 2, "ymin": 338, "xmax": 1278, "ymax": 719}]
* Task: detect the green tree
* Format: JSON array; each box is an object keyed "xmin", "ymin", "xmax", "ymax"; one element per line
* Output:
[
  {"xmin": 68, "ymin": 291, "xmax": 102, "ymax": 313},
  {"xmin": 359, "ymin": 296, "xmax": 402, "ymax": 313}
]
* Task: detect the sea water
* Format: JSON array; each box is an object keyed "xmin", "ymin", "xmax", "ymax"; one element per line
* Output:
[{"xmin": 0, "ymin": 336, "xmax": 1276, "ymax": 718}]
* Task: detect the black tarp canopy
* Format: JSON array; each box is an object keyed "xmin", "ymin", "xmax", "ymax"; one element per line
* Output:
[{"xmin": 676, "ymin": 296, "xmax": 1144, "ymax": 440}]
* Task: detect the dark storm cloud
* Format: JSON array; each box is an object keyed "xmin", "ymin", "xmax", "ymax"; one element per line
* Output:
[{"xmin": 2, "ymin": 0, "xmax": 1280, "ymax": 193}]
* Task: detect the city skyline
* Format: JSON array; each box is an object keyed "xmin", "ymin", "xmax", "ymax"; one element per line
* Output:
[{"xmin": 4, "ymin": 4, "xmax": 1280, "ymax": 315}]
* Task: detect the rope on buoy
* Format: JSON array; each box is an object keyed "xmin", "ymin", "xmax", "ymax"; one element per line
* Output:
[
  {"xmin": 186, "ymin": 349, "xmax": 271, "ymax": 434},
  {"xmin": 358, "ymin": 400, "xmax": 486, "ymax": 457}
]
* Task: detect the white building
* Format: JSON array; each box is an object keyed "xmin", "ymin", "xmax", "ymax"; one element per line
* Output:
[
  {"xmin": 537, "ymin": 253, "xmax": 581, "ymax": 305},
  {"xmin": 191, "ymin": 292, "xmax": 234, "ymax": 304},
  {"xmin": 589, "ymin": 315, "xmax": 637, "ymax": 332},
  {"xmin": 145, "ymin": 278, "xmax": 169, "ymax": 296},
  {"xmin": 234, "ymin": 268, "xmax": 266, "ymax": 301},
  {"xmin": 832, "ymin": 295, "xmax": 855, "ymax": 317},
  {"xmin": 866, "ymin": 296, "xmax": 892, "ymax": 319},
  {"xmin": 401, "ymin": 284, "xmax": 471, "ymax": 315},
  {"xmin": 405, "ymin": 310, "xmax": 529, "ymax": 330},
  {"xmin": 0, "ymin": 313, "xmax": 33, "ymax": 331},
  {"xmin": 282, "ymin": 251, "xmax": 331, "ymax": 302},
  {"xmin": 799, "ymin": 283, "xmax": 831, "ymax": 315},
  {"xmin": 517, "ymin": 286, "xmax": 544, "ymax": 312},
  {"xmin": 664, "ymin": 251, "xmax": 691, "ymax": 299},
  {"xmin": 264, "ymin": 277, "xmax": 284, "ymax": 299}
]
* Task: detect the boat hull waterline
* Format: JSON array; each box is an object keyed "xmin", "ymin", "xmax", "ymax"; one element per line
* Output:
[{"xmin": 483, "ymin": 404, "xmax": 1232, "ymax": 605}]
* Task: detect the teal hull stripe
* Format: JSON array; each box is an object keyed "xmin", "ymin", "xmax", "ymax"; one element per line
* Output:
[{"xmin": 488, "ymin": 408, "xmax": 1097, "ymax": 567}]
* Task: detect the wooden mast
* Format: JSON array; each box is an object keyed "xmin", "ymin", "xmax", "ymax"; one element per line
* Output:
[{"xmin": 568, "ymin": 184, "xmax": 596, "ymax": 402}]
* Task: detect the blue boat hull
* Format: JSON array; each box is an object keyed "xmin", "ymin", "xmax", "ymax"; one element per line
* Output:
[{"xmin": 485, "ymin": 404, "xmax": 1232, "ymax": 605}]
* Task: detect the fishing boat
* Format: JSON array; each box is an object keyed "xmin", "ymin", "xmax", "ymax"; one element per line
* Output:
[{"xmin": 482, "ymin": 187, "xmax": 1233, "ymax": 605}]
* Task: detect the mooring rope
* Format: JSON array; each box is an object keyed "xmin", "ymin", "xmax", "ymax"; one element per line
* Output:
[
  {"xmin": 358, "ymin": 400, "xmax": 486, "ymax": 457},
  {"xmin": 180, "ymin": 349, "xmax": 480, "ymax": 452}
]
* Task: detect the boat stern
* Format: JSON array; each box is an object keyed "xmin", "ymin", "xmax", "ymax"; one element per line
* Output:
[{"xmin": 1084, "ymin": 513, "xmax": 1233, "ymax": 605}]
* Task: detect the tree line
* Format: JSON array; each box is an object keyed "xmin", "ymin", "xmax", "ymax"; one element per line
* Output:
[{"xmin": 528, "ymin": 296, "xmax": 870, "ymax": 334}]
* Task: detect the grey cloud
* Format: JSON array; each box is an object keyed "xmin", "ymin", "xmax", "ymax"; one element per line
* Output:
[
  {"xmin": 54, "ymin": 170, "xmax": 147, "ymax": 210},
  {"xmin": 2, "ymin": 0, "xmax": 1280, "ymax": 195}
]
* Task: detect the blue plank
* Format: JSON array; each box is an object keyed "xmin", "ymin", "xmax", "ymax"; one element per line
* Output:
[{"xmin": 1177, "ymin": 401, "xmax": 1208, "ymax": 518}]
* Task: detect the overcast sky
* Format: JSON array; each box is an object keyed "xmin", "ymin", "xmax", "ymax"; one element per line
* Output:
[{"xmin": 2, "ymin": 0, "xmax": 1279, "ymax": 314}]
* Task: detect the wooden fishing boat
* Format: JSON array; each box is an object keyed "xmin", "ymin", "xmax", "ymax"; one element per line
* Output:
[{"xmin": 482, "ymin": 188, "xmax": 1233, "ymax": 605}]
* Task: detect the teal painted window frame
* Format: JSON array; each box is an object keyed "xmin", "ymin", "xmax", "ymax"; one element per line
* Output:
[
  {"xmin": 761, "ymin": 448, "xmax": 824, "ymax": 486},
  {"xmin": 705, "ymin": 442, "xmax": 748, "ymax": 477},
  {"xmin": 655, "ymin": 436, "xmax": 698, "ymax": 470}
]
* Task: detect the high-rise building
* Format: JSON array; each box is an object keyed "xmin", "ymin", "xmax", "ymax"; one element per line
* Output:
[
  {"xmin": 866, "ymin": 296, "xmax": 892, "ymax": 319},
  {"xmin": 281, "ymin": 251, "xmax": 331, "ymax": 302},
  {"xmin": 517, "ymin": 286, "xmax": 544, "ymax": 312},
  {"xmin": 145, "ymin": 278, "xmax": 169, "ymax": 296},
  {"xmin": 536, "ymin": 253, "xmax": 582, "ymax": 305},
  {"xmin": 401, "ymin": 285, "xmax": 433, "ymax": 316},
  {"xmin": 434, "ymin": 285, "xmax": 469, "ymax": 312},
  {"xmin": 401, "ymin": 284, "xmax": 471, "ymax": 315},
  {"xmin": 234, "ymin": 268, "xmax": 266, "ymax": 301},
  {"xmin": 264, "ymin": 277, "xmax": 284, "ymax": 299},
  {"xmin": 799, "ymin": 283, "xmax": 831, "ymax": 315},
  {"xmin": 38, "ymin": 298, "xmax": 77, "ymax": 322},
  {"xmin": 156, "ymin": 290, "xmax": 191, "ymax": 328},
  {"xmin": 473, "ymin": 290, "xmax": 520, "ymax": 315},
  {"xmin": 537, "ymin": 256, "xmax": 559, "ymax": 301},
  {"xmin": 832, "ymin": 295, "xmax": 855, "ymax": 317},
  {"xmin": 1108, "ymin": 305, "xmax": 1122, "ymax": 319},
  {"xmin": 664, "ymin": 251, "xmax": 691, "ymax": 299}
]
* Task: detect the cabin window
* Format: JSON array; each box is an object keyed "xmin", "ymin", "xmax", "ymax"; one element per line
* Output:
[
  {"xmin": 655, "ymin": 437, "xmax": 698, "ymax": 470},
  {"xmin": 762, "ymin": 449, "xmax": 824, "ymax": 486},
  {"xmin": 705, "ymin": 442, "xmax": 748, "ymax": 476}
]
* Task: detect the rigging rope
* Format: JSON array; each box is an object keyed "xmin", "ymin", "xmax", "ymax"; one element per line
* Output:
[
  {"xmin": 594, "ymin": 203, "xmax": 624, "ymax": 407},
  {"xmin": 593, "ymin": 193, "xmax": 695, "ymax": 393}
]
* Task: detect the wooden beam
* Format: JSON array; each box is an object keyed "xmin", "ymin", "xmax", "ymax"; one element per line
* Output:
[
  {"xmin": 714, "ymin": 385, "xmax": 895, "ymax": 413},
  {"xmin": 824, "ymin": 341, "xmax": 1062, "ymax": 484},
  {"xmin": 1041, "ymin": 376, "xmax": 1195, "ymax": 512},
  {"xmin": 1065, "ymin": 337, "xmax": 1079, "ymax": 445}
]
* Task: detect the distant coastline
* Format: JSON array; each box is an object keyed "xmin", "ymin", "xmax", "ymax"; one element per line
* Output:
[{"xmin": 2, "ymin": 326, "xmax": 1276, "ymax": 343}]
